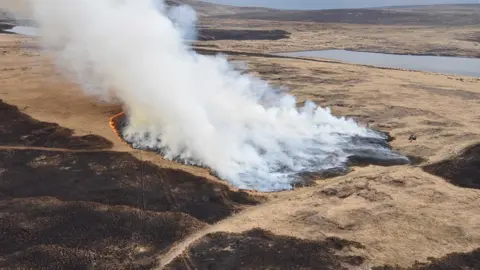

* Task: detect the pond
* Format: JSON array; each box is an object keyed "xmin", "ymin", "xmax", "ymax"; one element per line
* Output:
[
  {"xmin": 4, "ymin": 26, "xmax": 40, "ymax": 36},
  {"xmin": 274, "ymin": 49, "xmax": 480, "ymax": 77}
]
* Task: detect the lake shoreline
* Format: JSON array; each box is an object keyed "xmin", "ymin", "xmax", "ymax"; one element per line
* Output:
[
  {"xmin": 274, "ymin": 49, "xmax": 480, "ymax": 77},
  {"xmin": 271, "ymin": 48, "xmax": 480, "ymax": 59}
]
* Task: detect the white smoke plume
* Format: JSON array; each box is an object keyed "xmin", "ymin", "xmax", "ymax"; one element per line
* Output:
[
  {"xmin": 167, "ymin": 4, "xmax": 197, "ymax": 41},
  {"xmin": 27, "ymin": 0, "xmax": 408, "ymax": 192}
]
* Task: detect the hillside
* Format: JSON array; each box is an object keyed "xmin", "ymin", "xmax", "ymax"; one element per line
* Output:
[
  {"xmin": 211, "ymin": 4, "xmax": 480, "ymax": 26},
  {"xmin": 0, "ymin": 0, "xmax": 273, "ymax": 19}
]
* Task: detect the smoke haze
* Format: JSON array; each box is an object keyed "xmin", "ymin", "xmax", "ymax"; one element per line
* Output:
[
  {"xmin": 27, "ymin": 0, "xmax": 408, "ymax": 192},
  {"xmin": 168, "ymin": 4, "xmax": 197, "ymax": 41}
]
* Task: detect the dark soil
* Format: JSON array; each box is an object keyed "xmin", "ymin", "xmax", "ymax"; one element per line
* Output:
[
  {"xmin": 0, "ymin": 99, "xmax": 113, "ymax": 150},
  {"xmin": 374, "ymin": 247, "xmax": 480, "ymax": 270},
  {"xmin": 0, "ymin": 100, "xmax": 264, "ymax": 268},
  {"xmin": 0, "ymin": 198, "xmax": 204, "ymax": 269},
  {"xmin": 0, "ymin": 149, "xmax": 263, "ymax": 223},
  {"xmin": 423, "ymin": 143, "xmax": 480, "ymax": 189},
  {"xmin": 198, "ymin": 29, "xmax": 290, "ymax": 41},
  {"xmin": 165, "ymin": 228, "xmax": 366, "ymax": 270}
]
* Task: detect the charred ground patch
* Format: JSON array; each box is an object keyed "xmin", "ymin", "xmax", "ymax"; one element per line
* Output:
[
  {"xmin": 198, "ymin": 29, "xmax": 290, "ymax": 41},
  {"xmin": 423, "ymin": 143, "xmax": 480, "ymax": 189},
  {"xmin": 0, "ymin": 198, "xmax": 204, "ymax": 269},
  {"xmin": 0, "ymin": 149, "xmax": 263, "ymax": 223},
  {"xmin": 165, "ymin": 228, "xmax": 366, "ymax": 270},
  {"xmin": 373, "ymin": 247, "xmax": 480, "ymax": 270},
  {"xmin": 0, "ymin": 100, "xmax": 264, "ymax": 268},
  {"xmin": 0, "ymin": 99, "xmax": 113, "ymax": 150}
]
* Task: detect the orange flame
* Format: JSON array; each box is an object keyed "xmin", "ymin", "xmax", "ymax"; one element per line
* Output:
[{"xmin": 109, "ymin": 111, "xmax": 131, "ymax": 146}]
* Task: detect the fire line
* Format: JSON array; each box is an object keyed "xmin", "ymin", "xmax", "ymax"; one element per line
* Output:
[{"xmin": 109, "ymin": 111, "xmax": 131, "ymax": 147}]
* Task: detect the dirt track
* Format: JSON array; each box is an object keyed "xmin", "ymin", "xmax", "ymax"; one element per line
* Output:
[{"xmin": 1, "ymin": 1, "xmax": 480, "ymax": 269}]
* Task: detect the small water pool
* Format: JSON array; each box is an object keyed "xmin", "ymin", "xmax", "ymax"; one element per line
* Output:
[
  {"xmin": 275, "ymin": 49, "xmax": 480, "ymax": 77},
  {"xmin": 4, "ymin": 26, "xmax": 40, "ymax": 37}
]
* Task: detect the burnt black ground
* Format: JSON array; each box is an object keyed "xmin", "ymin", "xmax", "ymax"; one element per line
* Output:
[
  {"xmin": 374, "ymin": 248, "xmax": 480, "ymax": 270},
  {"xmin": 423, "ymin": 144, "xmax": 480, "ymax": 189},
  {"xmin": 165, "ymin": 228, "xmax": 366, "ymax": 270},
  {"xmin": 0, "ymin": 149, "xmax": 263, "ymax": 223},
  {"xmin": 166, "ymin": 230, "xmax": 480, "ymax": 270},
  {"xmin": 0, "ymin": 100, "xmax": 263, "ymax": 268},
  {"xmin": 0, "ymin": 198, "xmax": 204, "ymax": 269},
  {"xmin": 198, "ymin": 29, "xmax": 290, "ymax": 41}
]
